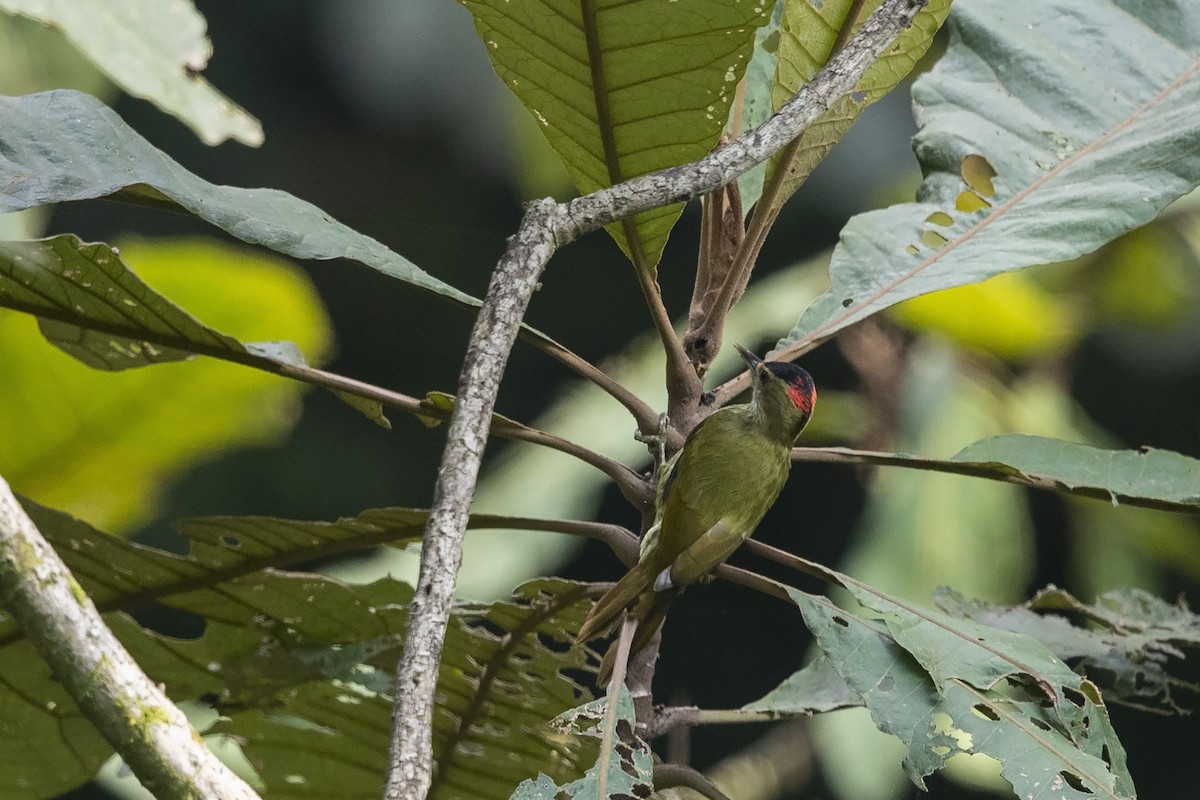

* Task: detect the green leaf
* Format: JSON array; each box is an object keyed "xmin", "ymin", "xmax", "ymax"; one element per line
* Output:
[
  {"xmin": 0, "ymin": 236, "xmax": 331, "ymax": 530},
  {"xmin": 730, "ymin": 0, "xmax": 783, "ymax": 212},
  {"xmin": 0, "ymin": 0, "xmax": 262, "ymax": 145},
  {"xmin": 0, "ymin": 90, "xmax": 477, "ymax": 308},
  {"xmin": 757, "ymin": 0, "xmax": 950, "ymax": 214},
  {"xmin": 0, "ymin": 501, "xmax": 602, "ymax": 798},
  {"xmin": 510, "ymin": 688, "xmax": 653, "ymax": 800},
  {"xmin": 0, "ymin": 236, "xmax": 281, "ymax": 369},
  {"xmin": 0, "ymin": 640, "xmax": 112, "ymax": 798},
  {"xmin": 953, "ymin": 435, "xmax": 1200, "ymax": 511},
  {"xmin": 209, "ymin": 580, "xmax": 600, "ymax": 800},
  {"xmin": 777, "ymin": 0, "xmax": 1200, "ymax": 355},
  {"xmin": 793, "ymin": 590, "xmax": 1135, "ymax": 798},
  {"xmin": 742, "ymin": 654, "xmax": 863, "ymax": 715},
  {"xmin": 823, "ymin": 574, "xmax": 1088, "ymax": 717},
  {"xmin": 0, "ymin": 234, "xmax": 403, "ymax": 434},
  {"xmin": 936, "ymin": 586, "xmax": 1200, "ymax": 713},
  {"xmin": 460, "ymin": 0, "xmax": 769, "ymax": 271}
]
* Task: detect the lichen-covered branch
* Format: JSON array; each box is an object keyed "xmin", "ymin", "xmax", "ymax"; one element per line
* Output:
[{"xmin": 0, "ymin": 474, "xmax": 260, "ymax": 800}]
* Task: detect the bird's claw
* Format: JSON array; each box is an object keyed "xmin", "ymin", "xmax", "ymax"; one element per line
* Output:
[{"xmin": 634, "ymin": 413, "xmax": 671, "ymax": 469}]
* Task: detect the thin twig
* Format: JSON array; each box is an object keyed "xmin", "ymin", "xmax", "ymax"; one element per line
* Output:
[
  {"xmin": 650, "ymin": 706, "xmax": 794, "ymax": 737},
  {"xmin": 0, "ymin": 473, "xmax": 261, "ymax": 800},
  {"xmin": 598, "ymin": 617, "xmax": 638, "ymax": 800},
  {"xmin": 384, "ymin": 4, "xmax": 929, "ymax": 797},
  {"xmin": 522, "ymin": 334, "xmax": 662, "ymax": 435},
  {"xmin": 653, "ymin": 763, "xmax": 734, "ymax": 800}
]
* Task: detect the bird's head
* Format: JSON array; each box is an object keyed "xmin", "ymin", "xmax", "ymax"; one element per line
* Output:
[{"xmin": 735, "ymin": 343, "xmax": 816, "ymax": 444}]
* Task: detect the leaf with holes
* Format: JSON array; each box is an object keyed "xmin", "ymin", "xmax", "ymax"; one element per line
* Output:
[
  {"xmin": 776, "ymin": 0, "xmax": 1200, "ymax": 355},
  {"xmin": 0, "ymin": 91, "xmax": 477, "ymax": 308},
  {"xmin": 0, "ymin": 0, "xmax": 262, "ymax": 145},
  {"xmin": 460, "ymin": 0, "xmax": 769, "ymax": 272},
  {"xmin": 510, "ymin": 687, "xmax": 653, "ymax": 800},
  {"xmin": 825, "ymin": 576, "xmax": 1091, "ymax": 716},
  {"xmin": 937, "ymin": 586, "xmax": 1200, "ymax": 713},
  {"xmin": 210, "ymin": 580, "xmax": 600, "ymax": 800},
  {"xmin": 793, "ymin": 590, "xmax": 1135, "ymax": 798},
  {"xmin": 750, "ymin": 0, "xmax": 950, "ymax": 216},
  {"xmin": 1, "ymin": 501, "xmax": 603, "ymax": 798},
  {"xmin": 3, "ymin": 501, "xmax": 558, "ymax": 646}
]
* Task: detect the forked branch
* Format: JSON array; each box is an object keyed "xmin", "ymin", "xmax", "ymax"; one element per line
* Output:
[{"xmin": 383, "ymin": 3, "xmax": 930, "ymax": 799}]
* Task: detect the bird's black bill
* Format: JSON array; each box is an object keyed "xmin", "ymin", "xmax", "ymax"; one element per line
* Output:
[{"xmin": 733, "ymin": 343, "xmax": 763, "ymax": 369}]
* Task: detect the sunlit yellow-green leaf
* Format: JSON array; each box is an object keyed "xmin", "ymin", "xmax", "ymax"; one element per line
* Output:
[
  {"xmin": 889, "ymin": 270, "xmax": 1080, "ymax": 360},
  {"xmin": 0, "ymin": 237, "xmax": 331, "ymax": 531},
  {"xmin": 1088, "ymin": 224, "xmax": 1199, "ymax": 325}
]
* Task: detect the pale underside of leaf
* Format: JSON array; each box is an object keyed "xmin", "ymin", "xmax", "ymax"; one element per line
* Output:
[
  {"xmin": 952, "ymin": 434, "xmax": 1200, "ymax": 508},
  {"xmin": 0, "ymin": 90, "xmax": 477, "ymax": 308},
  {"xmin": 0, "ymin": 0, "xmax": 262, "ymax": 145},
  {"xmin": 775, "ymin": 0, "xmax": 1200, "ymax": 357},
  {"xmin": 461, "ymin": 0, "xmax": 770, "ymax": 270},
  {"xmin": 936, "ymin": 586, "xmax": 1200, "ymax": 712}
]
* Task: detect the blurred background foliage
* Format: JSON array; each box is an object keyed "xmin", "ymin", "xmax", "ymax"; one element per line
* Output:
[{"xmin": 0, "ymin": 1, "xmax": 1197, "ymax": 799}]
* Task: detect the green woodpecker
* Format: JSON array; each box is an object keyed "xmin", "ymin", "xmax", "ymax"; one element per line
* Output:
[{"xmin": 576, "ymin": 344, "xmax": 816, "ymax": 678}]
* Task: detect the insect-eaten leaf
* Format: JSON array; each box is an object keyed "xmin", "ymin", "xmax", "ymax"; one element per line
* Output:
[
  {"xmin": 778, "ymin": 0, "xmax": 1200, "ymax": 356},
  {"xmin": 788, "ymin": 587, "xmax": 1136, "ymax": 798},
  {"xmin": 937, "ymin": 586, "xmax": 1200, "ymax": 714}
]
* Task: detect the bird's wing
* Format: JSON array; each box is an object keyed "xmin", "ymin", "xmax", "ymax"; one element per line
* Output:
[{"xmin": 658, "ymin": 520, "xmax": 741, "ymax": 588}]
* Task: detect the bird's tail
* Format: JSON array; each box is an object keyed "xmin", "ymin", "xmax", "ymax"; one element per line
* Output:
[
  {"xmin": 577, "ymin": 561, "xmax": 675, "ymax": 684},
  {"xmin": 595, "ymin": 591, "xmax": 673, "ymax": 684},
  {"xmin": 575, "ymin": 560, "xmax": 657, "ymax": 645}
]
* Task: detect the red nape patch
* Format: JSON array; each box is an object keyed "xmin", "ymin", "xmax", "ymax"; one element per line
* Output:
[{"xmin": 787, "ymin": 384, "xmax": 815, "ymax": 412}]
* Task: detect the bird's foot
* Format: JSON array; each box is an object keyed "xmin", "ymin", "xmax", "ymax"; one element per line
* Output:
[{"xmin": 634, "ymin": 412, "xmax": 671, "ymax": 469}]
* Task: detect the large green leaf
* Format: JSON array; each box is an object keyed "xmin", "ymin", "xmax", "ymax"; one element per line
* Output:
[
  {"xmin": 0, "ymin": 0, "xmax": 261, "ymax": 145},
  {"xmin": 952, "ymin": 434, "xmax": 1200, "ymax": 509},
  {"xmin": 0, "ymin": 502, "xmax": 601, "ymax": 798},
  {"xmin": 752, "ymin": 0, "xmax": 950, "ymax": 214},
  {"xmin": 0, "ymin": 236, "xmax": 331, "ymax": 530},
  {"xmin": 793, "ymin": 589, "xmax": 1135, "ymax": 798},
  {"xmin": 0, "ymin": 90, "xmax": 477, "ymax": 307},
  {"xmin": 0, "ymin": 235, "xmax": 297, "ymax": 370},
  {"xmin": 776, "ymin": 0, "xmax": 1200, "ymax": 355},
  {"xmin": 209, "ymin": 579, "xmax": 599, "ymax": 800},
  {"xmin": 460, "ymin": 0, "xmax": 769, "ymax": 271}
]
